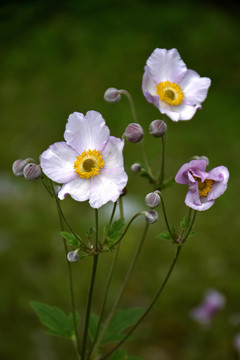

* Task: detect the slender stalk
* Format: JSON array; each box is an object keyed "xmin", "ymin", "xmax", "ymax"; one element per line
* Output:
[
  {"xmin": 81, "ymin": 209, "xmax": 99, "ymax": 360},
  {"xmin": 53, "ymin": 193, "xmax": 81, "ymax": 358},
  {"xmin": 118, "ymin": 196, "xmax": 124, "ymax": 219},
  {"xmin": 91, "ymin": 222, "xmax": 149, "ymax": 359},
  {"xmin": 158, "ymin": 134, "xmax": 166, "ymax": 186},
  {"xmin": 99, "ymin": 245, "xmax": 182, "ymax": 360},
  {"xmin": 182, "ymin": 210, "xmax": 196, "ymax": 244},
  {"xmin": 119, "ymin": 89, "xmax": 153, "ymax": 178},
  {"xmin": 158, "ymin": 192, "xmax": 173, "ymax": 238},
  {"xmin": 49, "ymin": 180, "xmax": 89, "ymax": 250}
]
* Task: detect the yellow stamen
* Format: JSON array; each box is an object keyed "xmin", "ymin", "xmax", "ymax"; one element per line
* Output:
[
  {"xmin": 74, "ymin": 149, "xmax": 104, "ymax": 179},
  {"xmin": 156, "ymin": 80, "xmax": 184, "ymax": 106},
  {"xmin": 194, "ymin": 176, "xmax": 214, "ymax": 197}
]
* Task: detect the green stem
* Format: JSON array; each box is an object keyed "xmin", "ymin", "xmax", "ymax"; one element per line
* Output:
[
  {"xmin": 91, "ymin": 222, "xmax": 149, "ymax": 359},
  {"xmin": 109, "ymin": 212, "xmax": 145, "ymax": 249},
  {"xmin": 118, "ymin": 196, "xmax": 124, "ymax": 219},
  {"xmin": 99, "ymin": 245, "xmax": 182, "ymax": 360},
  {"xmin": 158, "ymin": 192, "xmax": 173, "ymax": 238},
  {"xmin": 49, "ymin": 180, "xmax": 89, "ymax": 251},
  {"xmin": 182, "ymin": 210, "xmax": 196, "ymax": 244},
  {"xmin": 53, "ymin": 192, "xmax": 81, "ymax": 358},
  {"xmin": 119, "ymin": 89, "xmax": 153, "ymax": 179},
  {"xmin": 158, "ymin": 134, "xmax": 166, "ymax": 186},
  {"xmin": 81, "ymin": 209, "xmax": 99, "ymax": 360}
]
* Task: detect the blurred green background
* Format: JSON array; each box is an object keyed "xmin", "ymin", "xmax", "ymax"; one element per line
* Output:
[{"xmin": 0, "ymin": 0, "xmax": 239, "ymax": 359}]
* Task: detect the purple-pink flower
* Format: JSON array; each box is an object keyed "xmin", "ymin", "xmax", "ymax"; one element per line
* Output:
[
  {"xmin": 190, "ymin": 289, "xmax": 226, "ymax": 325},
  {"xmin": 175, "ymin": 159, "xmax": 229, "ymax": 211},
  {"xmin": 40, "ymin": 111, "xmax": 128, "ymax": 209},
  {"xmin": 142, "ymin": 48, "xmax": 211, "ymax": 121}
]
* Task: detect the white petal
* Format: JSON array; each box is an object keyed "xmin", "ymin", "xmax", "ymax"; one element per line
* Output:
[
  {"xmin": 64, "ymin": 110, "xmax": 110, "ymax": 154},
  {"xmin": 101, "ymin": 136, "xmax": 125, "ymax": 169},
  {"xmin": 147, "ymin": 48, "xmax": 187, "ymax": 84},
  {"xmin": 58, "ymin": 177, "xmax": 91, "ymax": 201},
  {"xmin": 180, "ymin": 70, "xmax": 211, "ymax": 105},
  {"xmin": 167, "ymin": 103, "xmax": 199, "ymax": 121},
  {"xmin": 89, "ymin": 168, "xmax": 128, "ymax": 208},
  {"xmin": 40, "ymin": 142, "xmax": 78, "ymax": 183}
]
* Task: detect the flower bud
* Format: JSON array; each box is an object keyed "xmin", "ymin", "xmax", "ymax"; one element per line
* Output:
[
  {"xmin": 125, "ymin": 123, "xmax": 143, "ymax": 143},
  {"xmin": 23, "ymin": 163, "xmax": 41, "ymax": 180},
  {"xmin": 104, "ymin": 87, "xmax": 121, "ymax": 103},
  {"xmin": 145, "ymin": 191, "xmax": 161, "ymax": 208},
  {"xmin": 145, "ymin": 209, "xmax": 158, "ymax": 224},
  {"xmin": 131, "ymin": 163, "xmax": 141, "ymax": 173},
  {"xmin": 67, "ymin": 251, "xmax": 79, "ymax": 262},
  {"xmin": 12, "ymin": 158, "xmax": 33, "ymax": 176},
  {"xmin": 149, "ymin": 120, "xmax": 167, "ymax": 137}
]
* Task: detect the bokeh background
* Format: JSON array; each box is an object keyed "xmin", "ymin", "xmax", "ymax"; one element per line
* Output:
[{"xmin": 1, "ymin": 0, "xmax": 239, "ymax": 359}]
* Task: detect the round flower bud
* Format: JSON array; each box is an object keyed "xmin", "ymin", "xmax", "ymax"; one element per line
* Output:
[
  {"xmin": 67, "ymin": 251, "xmax": 79, "ymax": 262},
  {"xmin": 23, "ymin": 163, "xmax": 41, "ymax": 180},
  {"xmin": 149, "ymin": 120, "xmax": 167, "ymax": 137},
  {"xmin": 131, "ymin": 163, "xmax": 142, "ymax": 173},
  {"xmin": 145, "ymin": 210, "xmax": 158, "ymax": 224},
  {"xmin": 104, "ymin": 87, "xmax": 121, "ymax": 103},
  {"xmin": 12, "ymin": 158, "xmax": 33, "ymax": 176},
  {"xmin": 145, "ymin": 192, "xmax": 161, "ymax": 208},
  {"xmin": 125, "ymin": 123, "xmax": 143, "ymax": 143}
]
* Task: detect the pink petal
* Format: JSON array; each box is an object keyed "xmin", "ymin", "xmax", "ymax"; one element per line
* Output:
[
  {"xmin": 89, "ymin": 168, "xmax": 128, "ymax": 208},
  {"xmin": 64, "ymin": 111, "xmax": 110, "ymax": 154},
  {"xmin": 180, "ymin": 69, "xmax": 211, "ymax": 105},
  {"xmin": 175, "ymin": 159, "xmax": 207, "ymax": 184},
  {"xmin": 185, "ymin": 190, "xmax": 215, "ymax": 211},
  {"xmin": 58, "ymin": 177, "xmax": 91, "ymax": 201},
  {"xmin": 40, "ymin": 142, "xmax": 78, "ymax": 183},
  {"xmin": 146, "ymin": 48, "xmax": 187, "ymax": 84},
  {"xmin": 101, "ymin": 136, "xmax": 125, "ymax": 169},
  {"xmin": 142, "ymin": 66, "xmax": 160, "ymax": 107},
  {"xmin": 207, "ymin": 166, "xmax": 229, "ymax": 201}
]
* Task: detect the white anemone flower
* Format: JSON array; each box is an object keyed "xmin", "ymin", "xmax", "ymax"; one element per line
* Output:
[
  {"xmin": 142, "ymin": 48, "xmax": 211, "ymax": 121},
  {"xmin": 40, "ymin": 111, "xmax": 128, "ymax": 209}
]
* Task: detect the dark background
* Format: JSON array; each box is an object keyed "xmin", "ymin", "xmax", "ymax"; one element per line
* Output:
[{"xmin": 0, "ymin": 0, "xmax": 239, "ymax": 359}]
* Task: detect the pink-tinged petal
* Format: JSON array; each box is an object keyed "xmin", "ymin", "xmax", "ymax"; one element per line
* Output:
[
  {"xmin": 64, "ymin": 111, "xmax": 110, "ymax": 154},
  {"xmin": 40, "ymin": 142, "xmax": 78, "ymax": 183},
  {"xmin": 175, "ymin": 159, "xmax": 207, "ymax": 184},
  {"xmin": 185, "ymin": 190, "xmax": 215, "ymax": 211},
  {"xmin": 146, "ymin": 48, "xmax": 187, "ymax": 84},
  {"xmin": 207, "ymin": 166, "xmax": 229, "ymax": 201},
  {"xmin": 101, "ymin": 136, "xmax": 125, "ymax": 169},
  {"xmin": 168, "ymin": 103, "xmax": 200, "ymax": 121},
  {"xmin": 158, "ymin": 100, "xmax": 181, "ymax": 121},
  {"xmin": 180, "ymin": 70, "xmax": 211, "ymax": 105},
  {"xmin": 58, "ymin": 177, "xmax": 91, "ymax": 201},
  {"xmin": 89, "ymin": 168, "xmax": 128, "ymax": 209},
  {"xmin": 142, "ymin": 66, "xmax": 160, "ymax": 107}
]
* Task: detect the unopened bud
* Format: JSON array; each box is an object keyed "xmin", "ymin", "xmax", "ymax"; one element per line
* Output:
[
  {"xmin": 149, "ymin": 120, "xmax": 167, "ymax": 137},
  {"xmin": 145, "ymin": 192, "xmax": 161, "ymax": 208},
  {"xmin": 12, "ymin": 158, "xmax": 33, "ymax": 176},
  {"xmin": 104, "ymin": 87, "xmax": 121, "ymax": 103},
  {"xmin": 131, "ymin": 163, "xmax": 141, "ymax": 173},
  {"xmin": 125, "ymin": 123, "xmax": 143, "ymax": 143},
  {"xmin": 145, "ymin": 210, "xmax": 158, "ymax": 224},
  {"xmin": 67, "ymin": 251, "xmax": 79, "ymax": 262},
  {"xmin": 23, "ymin": 163, "xmax": 41, "ymax": 180}
]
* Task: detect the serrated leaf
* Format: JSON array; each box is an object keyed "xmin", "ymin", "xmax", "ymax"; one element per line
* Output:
[
  {"xmin": 156, "ymin": 231, "xmax": 171, "ymax": 241},
  {"xmin": 60, "ymin": 231, "xmax": 81, "ymax": 247},
  {"xmin": 180, "ymin": 215, "xmax": 190, "ymax": 230},
  {"xmin": 107, "ymin": 218, "xmax": 125, "ymax": 244},
  {"xmin": 88, "ymin": 312, "xmax": 102, "ymax": 340},
  {"xmin": 102, "ymin": 308, "xmax": 145, "ymax": 345},
  {"xmin": 30, "ymin": 301, "xmax": 80, "ymax": 338}
]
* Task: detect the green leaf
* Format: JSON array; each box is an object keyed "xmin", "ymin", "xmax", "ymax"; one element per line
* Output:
[
  {"xmin": 107, "ymin": 218, "xmax": 125, "ymax": 244},
  {"xmin": 102, "ymin": 308, "xmax": 145, "ymax": 345},
  {"xmin": 86, "ymin": 226, "xmax": 95, "ymax": 239},
  {"xmin": 180, "ymin": 215, "xmax": 190, "ymax": 230},
  {"xmin": 30, "ymin": 301, "xmax": 80, "ymax": 339},
  {"xmin": 156, "ymin": 231, "xmax": 171, "ymax": 241},
  {"xmin": 60, "ymin": 231, "xmax": 81, "ymax": 247},
  {"xmin": 88, "ymin": 312, "xmax": 101, "ymax": 340}
]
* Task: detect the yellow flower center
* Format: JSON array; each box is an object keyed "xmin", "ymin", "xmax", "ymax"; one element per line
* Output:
[
  {"xmin": 156, "ymin": 81, "xmax": 184, "ymax": 106},
  {"xmin": 194, "ymin": 176, "xmax": 214, "ymax": 198},
  {"xmin": 74, "ymin": 149, "xmax": 104, "ymax": 179}
]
